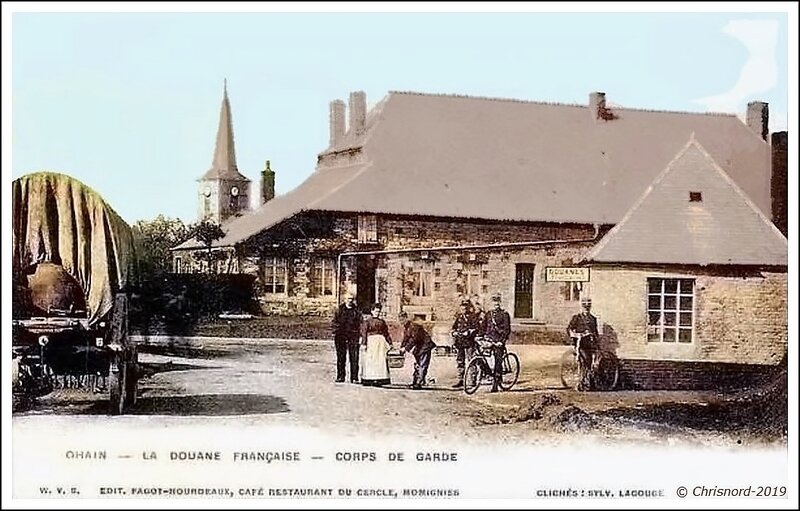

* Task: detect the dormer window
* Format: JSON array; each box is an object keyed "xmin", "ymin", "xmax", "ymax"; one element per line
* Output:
[{"xmin": 689, "ymin": 191, "xmax": 703, "ymax": 202}]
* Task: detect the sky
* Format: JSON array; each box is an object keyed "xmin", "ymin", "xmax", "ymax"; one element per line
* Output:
[{"xmin": 7, "ymin": 5, "xmax": 794, "ymax": 225}]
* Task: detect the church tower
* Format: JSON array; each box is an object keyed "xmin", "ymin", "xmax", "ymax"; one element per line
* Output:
[{"xmin": 198, "ymin": 80, "xmax": 251, "ymax": 224}]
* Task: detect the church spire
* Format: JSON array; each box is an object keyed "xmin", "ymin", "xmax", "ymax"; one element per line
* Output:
[{"xmin": 202, "ymin": 79, "xmax": 245, "ymax": 179}]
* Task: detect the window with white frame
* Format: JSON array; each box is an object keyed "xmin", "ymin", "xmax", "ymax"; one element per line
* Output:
[
  {"xmin": 563, "ymin": 281, "xmax": 583, "ymax": 301},
  {"xmin": 412, "ymin": 262, "xmax": 434, "ymax": 298},
  {"xmin": 311, "ymin": 258, "xmax": 335, "ymax": 297},
  {"xmin": 647, "ymin": 278, "xmax": 694, "ymax": 343},
  {"xmin": 463, "ymin": 263, "xmax": 483, "ymax": 297},
  {"xmin": 175, "ymin": 257, "xmax": 183, "ymax": 274},
  {"xmin": 357, "ymin": 215, "xmax": 378, "ymax": 243},
  {"xmin": 263, "ymin": 257, "xmax": 288, "ymax": 294}
]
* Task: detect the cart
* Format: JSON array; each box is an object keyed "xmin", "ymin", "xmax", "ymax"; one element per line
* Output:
[{"xmin": 12, "ymin": 172, "xmax": 139, "ymax": 414}]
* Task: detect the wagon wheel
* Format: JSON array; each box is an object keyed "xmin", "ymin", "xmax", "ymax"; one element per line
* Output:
[
  {"xmin": 124, "ymin": 347, "xmax": 139, "ymax": 406},
  {"xmin": 108, "ymin": 354, "xmax": 126, "ymax": 415}
]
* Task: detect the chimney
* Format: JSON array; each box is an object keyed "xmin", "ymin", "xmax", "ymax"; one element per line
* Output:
[
  {"xmin": 589, "ymin": 91, "xmax": 606, "ymax": 120},
  {"xmin": 349, "ymin": 91, "xmax": 366, "ymax": 137},
  {"xmin": 746, "ymin": 101, "xmax": 769, "ymax": 140},
  {"xmin": 260, "ymin": 160, "xmax": 275, "ymax": 205},
  {"xmin": 771, "ymin": 131, "xmax": 787, "ymax": 236},
  {"xmin": 329, "ymin": 100, "xmax": 346, "ymax": 147}
]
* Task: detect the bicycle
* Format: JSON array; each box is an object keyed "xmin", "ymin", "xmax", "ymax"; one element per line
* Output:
[
  {"xmin": 463, "ymin": 338, "xmax": 520, "ymax": 395},
  {"xmin": 560, "ymin": 333, "xmax": 619, "ymax": 391}
]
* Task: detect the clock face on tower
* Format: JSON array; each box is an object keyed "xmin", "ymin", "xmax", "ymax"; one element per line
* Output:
[
  {"xmin": 203, "ymin": 186, "xmax": 212, "ymax": 197},
  {"xmin": 230, "ymin": 186, "xmax": 239, "ymax": 197}
]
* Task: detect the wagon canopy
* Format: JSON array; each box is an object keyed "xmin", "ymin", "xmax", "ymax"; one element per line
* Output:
[{"xmin": 12, "ymin": 172, "xmax": 135, "ymax": 325}]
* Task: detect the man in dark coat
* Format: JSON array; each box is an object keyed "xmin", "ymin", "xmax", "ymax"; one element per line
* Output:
[
  {"xmin": 332, "ymin": 293, "xmax": 362, "ymax": 383},
  {"xmin": 484, "ymin": 293, "xmax": 512, "ymax": 392},
  {"xmin": 450, "ymin": 299, "xmax": 480, "ymax": 388},
  {"xmin": 399, "ymin": 311, "xmax": 437, "ymax": 390},
  {"xmin": 566, "ymin": 297, "xmax": 599, "ymax": 391}
]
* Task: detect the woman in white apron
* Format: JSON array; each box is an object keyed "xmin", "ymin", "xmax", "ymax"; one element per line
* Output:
[{"xmin": 360, "ymin": 303, "xmax": 393, "ymax": 386}]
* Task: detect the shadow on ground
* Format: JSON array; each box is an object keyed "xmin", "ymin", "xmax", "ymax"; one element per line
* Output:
[
  {"xmin": 137, "ymin": 361, "xmax": 219, "ymax": 378},
  {"xmin": 83, "ymin": 394, "xmax": 290, "ymax": 416}
]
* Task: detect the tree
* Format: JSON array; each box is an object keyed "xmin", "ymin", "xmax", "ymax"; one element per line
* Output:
[
  {"xmin": 188, "ymin": 220, "xmax": 226, "ymax": 273},
  {"xmin": 132, "ymin": 215, "xmax": 191, "ymax": 278}
]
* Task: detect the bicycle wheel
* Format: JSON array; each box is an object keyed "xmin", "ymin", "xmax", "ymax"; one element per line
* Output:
[
  {"xmin": 463, "ymin": 358, "xmax": 483, "ymax": 395},
  {"xmin": 560, "ymin": 348, "xmax": 580, "ymax": 389},
  {"xmin": 498, "ymin": 352, "xmax": 520, "ymax": 390},
  {"xmin": 593, "ymin": 353, "xmax": 620, "ymax": 391}
]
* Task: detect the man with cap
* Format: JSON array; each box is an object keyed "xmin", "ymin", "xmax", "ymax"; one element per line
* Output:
[
  {"xmin": 398, "ymin": 311, "xmax": 437, "ymax": 390},
  {"xmin": 484, "ymin": 293, "xmax": 512, "ymax": 392},
  {"xmin": 332, "ymin": 293, "xmax": 362, "ymax": 383},
  {"xmin": 567, "ymin": 297, "xmax": 599, "ymax": 391},
  {"xmin": 450, "ymin": 298, "xmax": 480, "ymax": 388}
]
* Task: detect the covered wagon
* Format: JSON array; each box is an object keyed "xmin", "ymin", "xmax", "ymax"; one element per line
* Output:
[{"xmin": 12, "ymin": 172, "xmax": 139, "ymax": 414}]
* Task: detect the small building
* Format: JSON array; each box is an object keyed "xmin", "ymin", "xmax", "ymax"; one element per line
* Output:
[
  {"xmin": 584, "ymin": 137, "xmax": 787, "ymax": 389},
  {"xmin": 173, "ymin": 90, "xmax": 788, "ymax": 380}
]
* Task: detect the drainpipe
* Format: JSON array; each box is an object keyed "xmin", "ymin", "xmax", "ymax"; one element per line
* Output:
[{"xmin": 334, "ymin": 225, "xmax": 602, "ymax": 304}]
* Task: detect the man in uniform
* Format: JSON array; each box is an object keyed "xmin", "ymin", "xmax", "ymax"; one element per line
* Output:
[
  {"xmin": 471, "ymin": 294, "xmax": 487, "ymax": 337},
  {"xmin": 484, "ymin": 293, "xmax": 511, "ymax": 392},
  {"xmin": 331, "ymin": 293, "xmax": 362, "ymax": 383},
  {"xmin": 398, "ymin": 311, "xmax": 437, "ymax": 390},
  {"xmin": 566, "ymin": 297, "xmax": 599, "ymax": 391},
  {"xmin": 450, "ymin": 299, "xmax": 480, "ymax": 388}
]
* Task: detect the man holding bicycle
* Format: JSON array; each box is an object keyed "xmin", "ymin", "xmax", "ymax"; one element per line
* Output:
[
  {"xmin": 451, "ymin": 299, "xmax": 480, "ymax": 388},
  {"xmin": 567, "ymin": 297, "xmax": 599, "ymax": 391},
  {"xmin": 484, "ymin": 293, "xmax": 511, "ymax": 393}
]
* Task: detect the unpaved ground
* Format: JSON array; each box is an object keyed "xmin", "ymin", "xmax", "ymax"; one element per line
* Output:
[{"xmin": 17, "ymin": 337, "xmax": 786, "ymax": 447}]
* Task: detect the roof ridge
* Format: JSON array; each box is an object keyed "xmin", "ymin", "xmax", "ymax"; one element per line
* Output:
[
  {"xmin": 585, "ymin": 136, "xmax": 786, "ymax": 264},
  {"xmin": 389, "ymin": 90, "xmax": 739, "ymax": 118},
  {"xmin": 388, "ymin": 90, "xmax": 585, "ymax": 108}
]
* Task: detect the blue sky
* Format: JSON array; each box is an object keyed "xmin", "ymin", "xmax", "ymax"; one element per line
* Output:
[{"xmin": 9, "ymin": 9, "xmax": 792, "ymax": 224}]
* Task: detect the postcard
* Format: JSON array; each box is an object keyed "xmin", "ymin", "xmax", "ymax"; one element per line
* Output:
[{"xmin": 3, "ymin": 3, "xmax": 797, "ymax": 509}]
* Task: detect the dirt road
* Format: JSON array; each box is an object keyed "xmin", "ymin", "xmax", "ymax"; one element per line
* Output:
[{"xmin": 16, "ymin": 337, "xmax": 785, "ymax": 447}]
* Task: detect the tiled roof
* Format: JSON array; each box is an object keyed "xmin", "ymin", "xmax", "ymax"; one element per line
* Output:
[
  {"xmin": 585, "ymin": 137, "xmax": 787, "ymax": 266},
  {"xmin": 177, "ymin": 91, "xmax": 772, "ymax": 248}
]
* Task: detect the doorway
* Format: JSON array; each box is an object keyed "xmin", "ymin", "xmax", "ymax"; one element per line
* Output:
[
  {"xmin": 514, "ymin": 263, "xmax": 535, "ymax": 319},
  {"xmin": 356, "ymin": 257, "xmax": 376, "ymax": 313}
]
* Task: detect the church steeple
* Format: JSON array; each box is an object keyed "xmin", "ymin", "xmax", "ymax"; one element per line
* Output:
[
  {"xmin": 203, "ymin": 79, "xmax": 246, "ymax": 180},
  {"xmin": 198, "ymin": 80, "xmax": 251, "ymax": 223}
]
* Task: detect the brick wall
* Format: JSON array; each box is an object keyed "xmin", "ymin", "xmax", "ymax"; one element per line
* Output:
[
  {"xmin": 618, "ymin": 359, "xmax": 779, "ymax": 390},
  {"xmin": 589, "ymin": 265, "xmax": 787, "ymax": 365},
  {"xmin": 771, "ymin": 131, "xmax": 788, "ymax": 236}
]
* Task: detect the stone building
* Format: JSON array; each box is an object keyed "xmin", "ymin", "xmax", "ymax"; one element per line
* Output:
[
  {"xmin": 173, "ymin": 90, "xmax": 787, "ymax": 370},
  {"xmin": 584, "ymin": 137, "xmax": 787, "ymax": 388}
]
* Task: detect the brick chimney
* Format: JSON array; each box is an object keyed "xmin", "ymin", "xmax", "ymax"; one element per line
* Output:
[
  {"xmin": 349, "ymin": 91, "xmax": 366, "ymax": 137},
  {"xmin": 260, "ymin": 160, "xmax": 275, "ymax": 205},
  {"xmin": 771, "ymin": 131, "xmax": 787, "ymax": 236},
  {"xmin": 329, "ymin": 99, "xmax": 346, "ymax": 147},
  {"xmin": 746, "ymin": 101, "xmax": 769, "ymax": 140},
  {"xmin": 589, "ymin": 92, "xmax": 606, "ymax": 120}
]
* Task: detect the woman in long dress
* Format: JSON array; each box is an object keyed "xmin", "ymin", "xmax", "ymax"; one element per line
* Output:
[{"xmin": 360, "ymin": 303, "xmax": 393, "ymax": 387}]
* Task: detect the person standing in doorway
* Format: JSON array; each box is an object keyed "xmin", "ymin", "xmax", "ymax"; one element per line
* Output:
[
  {"xmin": 332, "ymin": 293, "xmax": 362, "ymax": 383},
  {"xmin": 567, "ymin": 297, "xmax": 599, "ymax": 391},
  {"xmin": 399, "ymin": 311, "xmax": 436, "ymax": 390},
  {"xmin": 484, "ymin": 293, "xmax": 511, "ymax": 393}
]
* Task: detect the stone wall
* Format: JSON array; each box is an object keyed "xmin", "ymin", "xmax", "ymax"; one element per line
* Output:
[
  {"xmin": 589, "ymin": 265, "xmax": 787, "ymax": 365},
  {"xmin": 230, "ymin": 212, "xmax": 602, "ymax": 334}
]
